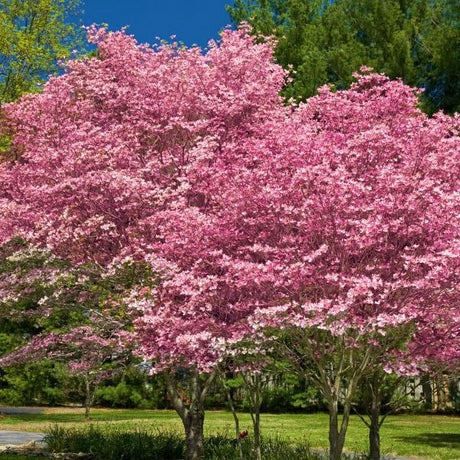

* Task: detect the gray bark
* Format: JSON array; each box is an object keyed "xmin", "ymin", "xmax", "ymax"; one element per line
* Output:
[{"xmin": 165, "ymin": 370, "xmax": 215, "ymax": 460}]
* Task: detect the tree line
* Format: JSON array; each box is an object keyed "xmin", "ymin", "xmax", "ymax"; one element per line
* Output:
[{"xmin": 227, "ymin": 0, "xmax": 460, "ymax": 114}]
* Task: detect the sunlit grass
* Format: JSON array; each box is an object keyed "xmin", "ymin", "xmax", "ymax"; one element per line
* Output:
[{"xmin": 0, "ymin": 408, "xmax": 459, "ymax": 459}]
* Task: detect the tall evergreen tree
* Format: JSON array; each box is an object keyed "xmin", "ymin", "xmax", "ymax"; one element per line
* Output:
[{"xmin": 227, "ymin": 0, "xmax": 460, "ymax": 113}]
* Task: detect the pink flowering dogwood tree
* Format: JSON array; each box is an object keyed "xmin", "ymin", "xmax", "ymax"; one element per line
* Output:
[
  {"xmin": 0, "ymin": 324, "xmax": 127, "ymax": 418},
  {"xmin": 0, "ymin": 21, "xmax": 458, "ymax": 460},
  {"xmin": 0, "ymin": 239, "xmax": 142, "ymax": 418},
  {"xmin": 238, "ymin": 72, "xmax": 459, "ymax": 459},
  {"xmin": 0, "ymin": 25, "xmax": 287, "ymax": 459}
]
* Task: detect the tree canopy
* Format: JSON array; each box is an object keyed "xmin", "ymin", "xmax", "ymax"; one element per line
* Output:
[
  {"xmin": 0, "ymin": 0, "xmax": 83, "ymax": 104},
  {"xmin": 227, "ymin": 0, "xmax": 460, "ymax": 114}
]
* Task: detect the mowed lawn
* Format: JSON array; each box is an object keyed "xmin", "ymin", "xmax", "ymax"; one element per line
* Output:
[{"xmin": 0, "ymin": 408, "xmax": 459, "ymax": 459}]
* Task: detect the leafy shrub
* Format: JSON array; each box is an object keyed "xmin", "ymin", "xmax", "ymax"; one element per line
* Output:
[
  {"xmin": 0, "ymin": 388, "xmax": 23, "ymax": 406},
  {"xmin": 95, "ymin": 369, "xmax": 168, "ymax": 409},
  {"xmin": 205, "ymin": 435, "xmax": 324, "ymax": 459},
  {"xmin": 45, "ymin": 426, "xmax": 329, "ymax": 459},
  {"xmin": 45, "ymin": 425, "xmax": 184, "ymax": 459}
]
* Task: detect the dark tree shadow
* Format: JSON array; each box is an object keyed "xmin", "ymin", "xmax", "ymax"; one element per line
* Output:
[{"xmin": 395, "ymin": 433, "xmax": 460, "ymax": 450}]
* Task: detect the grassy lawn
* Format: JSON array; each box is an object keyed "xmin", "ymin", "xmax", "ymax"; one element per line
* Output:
[{"xmin": 0, "ymin": 408, "xmax": 459, "ymax": 459}]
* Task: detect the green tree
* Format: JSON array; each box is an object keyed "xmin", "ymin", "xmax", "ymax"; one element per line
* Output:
[
  {"xmin": 0, "ymin": 0, "xmax": 83, "ymax": 104},
  {"xmin": 227, "ymin": 0, "xmax": 460, "ymax": 113}
]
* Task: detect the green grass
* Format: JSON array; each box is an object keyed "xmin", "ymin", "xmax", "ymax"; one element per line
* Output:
[{"xmin": 0, "ymin": 408, "xmax": 459, "ymax": 459}]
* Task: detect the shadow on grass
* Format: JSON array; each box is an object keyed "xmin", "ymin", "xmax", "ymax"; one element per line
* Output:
[{"xmin": 395, "ymin": 433, "xmax": 460, "ymax": 449}]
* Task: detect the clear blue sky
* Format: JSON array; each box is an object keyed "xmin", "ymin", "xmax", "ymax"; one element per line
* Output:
[{"xmin": 82, "ymin": 1, "xmax": 234, "ymax": 49}]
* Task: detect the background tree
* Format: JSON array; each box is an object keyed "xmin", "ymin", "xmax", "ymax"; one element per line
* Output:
[
  {"xmin": 0, "ymin": 0, "xmax": 83, "ymax": 105},
  {"xmin": 227, "ymin": 0, "xmax": 460, "ymax": 113}
]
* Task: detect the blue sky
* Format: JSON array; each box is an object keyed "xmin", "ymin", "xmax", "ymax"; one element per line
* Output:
[{"xmin": 82, "ymin": 1, "xmax": 233, "ymax": 49}]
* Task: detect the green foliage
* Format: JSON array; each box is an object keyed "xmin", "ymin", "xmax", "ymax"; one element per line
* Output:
[
  {"xmin": 214, "ymin": 368, "xmax": 325, "ymax": 413},
  {"xmin": 95, "ymin": 369, "xmax": 168, "ymax": 409},
  {"xmin": 0, "ymin": 332, "xmax": 21, "ymax": 354},
  {"xmin": 0, "ymin": 360, "xmax": 70, "ymax": 405},
  {"xmin": 227, "ymin": 0, "xmax": 460, "ymax": 113},
  {"xmin": 96, "ymin": 382, "xmax": 144, "ymax": 408},
  {"xmin": 205, "ymin": 435, "xmax": 324, "ymax": 460},
  {"xmin": 44, "ymin": 426, "xmax": 325, "ymax": 460},
  {"xmin": 45, "ymin": 425, "xmax": 185, "ymax": 460},
  {"xmin": 0, "ymin": 0, "xmax": 84, "ymax": 104}
]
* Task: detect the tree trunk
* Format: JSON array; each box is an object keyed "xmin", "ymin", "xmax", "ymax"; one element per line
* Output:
[
  {"xmin": 242, "ymin": 372, "xmax": 263, "ymax": 460},
  {"xmin": 369, "ymin": 405, "xmax": 380, "ymax": 460},
  {"xmin": 421, "ymin": 373, "xmax": 432, "ymax": 409},
  {"xmin": 253, "ymin": 408, "xmax": 262, "ymax": 460},
  {"xmin": 84, "ymin": 400, "xmax": 91, "ymax": 419},
  {"xmin": 367, "ymin": 380, "xmax": 382, "ymax": 460},
  {"xmin": 83, "ymin": 374, "xmax": 95, "ymax": 420},
  {"xmin": 183, "ymin": 406, "xmax": 205, "ymax": 460},
  {"xmin": 328, "ymin": 399, "xmax": 342, "ymax": 460},
  {"xmin": 165, "ymin": 370, "xmax": 215, "ymax": 460},
  {"xmin": 328, "ymin": 395, "xmax": 351, "ymax": 460},
  {"xmin": 222, "ymin": 376, "xmax": 244, "ymax": 460}
]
